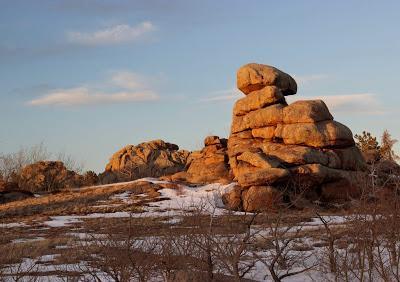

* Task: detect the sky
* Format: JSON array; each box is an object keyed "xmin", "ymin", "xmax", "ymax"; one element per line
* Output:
[{"xmin": 1, "ymin": 0, "xmax": 399, "ymax": 172}]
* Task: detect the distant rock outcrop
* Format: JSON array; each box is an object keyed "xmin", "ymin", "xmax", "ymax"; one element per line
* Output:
[
  {"xmin": 226, "ymin": 63, "xmax": 367, "ymax": 211},
  {"xmin": 18, "ymin": 161, "xmax": 84, "ymax": 192},
  {"xmin": 168, "ymin": 136, "xmax": 232, "ymax": 184},
  {"xmin": 101, "ymin": 140, "xmax": 190, "ymax": 183}
]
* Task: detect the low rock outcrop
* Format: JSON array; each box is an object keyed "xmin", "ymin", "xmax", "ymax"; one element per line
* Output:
[
  {"xmin": 226, "ymin": 63, "xmax": 367, "ymax": 211},
  {"xmin": 18, "ymin": 161, "xmax": 84, "ymax": 192},
  {"xmin": 0, "ymin": 190, "xmax": 34, "ymax": 204},
  {"xmin": 169, "ymin": 136, "xmax": 232, "ymax": 184},
  {"xmin": 101, "ymin": 140, "xmax": 190, "ymax": 183}
]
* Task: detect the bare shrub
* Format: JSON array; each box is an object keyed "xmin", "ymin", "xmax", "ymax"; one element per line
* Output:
[
  {"xmin": 68, "ymin": 218, "xmax": 160, "ymax": 282},
  {"xmin": 380, "ymin": 129, "xmax": 399, "ymax": 162},
  {"xmin": 316, "ymin": 173, "xmax": 400, "ymax": 282},
  {"xmin": 0, "ymin": 143, "xmax": 50, "ymax": 182},
  {"xmin": 211, "ymin": 213, "xmax": 258, "ymax": 281},
  {"xmin": 81, "ymin": 171, "xmax": 99, "ymax": 187},
  {"xmin": 253, "ymin": 211, "xmax": 317, "ymax": 282},
  {"xmin": 0, "ymin": 242, "xmax": 44, "ymax": 282},
  {"xmin": 55, "ymin": 151, "xmax": 85, "ymax": 174},
  {"xmin": 315, "ymin": 213, "xmax": 339, "ymax": 274}
]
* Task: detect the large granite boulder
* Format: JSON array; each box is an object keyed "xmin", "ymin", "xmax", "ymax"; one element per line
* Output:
[
  {"xmin": 224, "ymin": 63, "xmax": 367, "ymax": 211},
  {"xmin": 18, "ymin": 161, "xmax": 84, "ymax": 192},
  {"xmin": 275, "ymin": 120, "xmax": 355, "ymax": 148},
  {"xmin": 101, "ymin": 140, "xmax": 190, "ymax": 183},
  {"xmin": 238, "ymin": 168, "xmax": 290, "ymax": 187},
  {"xmin": 233, "ymin": 86, "xmax": 285, "ymax": 116},
  {"xmin": 231, "ymin": 104, "xmax": 285, "ymax": 133},
  {"xmin": 283, "ymin": 100, "xmax": 333, "ymax": 124}
]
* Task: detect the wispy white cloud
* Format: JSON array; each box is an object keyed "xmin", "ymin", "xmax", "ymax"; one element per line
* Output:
[
  {"xmin": 288, "ymin": 93, "xmax": 384, "ymax": 115},
  {"xmin": 27, "ymin": 71, "xmax": 159, "ymax": 107},
  {"xmin": 110, "ymin": 71, "xmax": 146, "ymax": 90},
  {"xmin": 199, "ymin": 88, "xmax": 242, "ymax": 102},
  {"xmin": 293, "ymin": 74, "xmax": 328, "ymax": 86},
  {"xmin": 28, "ymin": 87, "xmax": 158, "ymax": 106},
  {"xmin": 67, "ymin": 22, "xmax": 155, "ymax": 46}
]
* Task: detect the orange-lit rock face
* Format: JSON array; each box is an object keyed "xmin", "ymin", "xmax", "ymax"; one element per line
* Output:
[
  {"xmin": 225, "ymin": 63, "xmax": 366, "ymax": 212},
  {"xmin": 237, "ymin": 63, "xmax": 297, "ymax": 96},
  {"xmin": 102, "ymin": 140, "xmax": 189, "ymax": 183}
]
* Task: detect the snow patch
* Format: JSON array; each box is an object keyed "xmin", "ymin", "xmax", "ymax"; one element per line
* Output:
[
  {"xmin": 142, "ymin": 181, "xmax": 238, "ymax": 216},
  {"xmin": 0, "ymin": 222, "xmax": 28, "ymax": 228},
  {"xmin": 43, "ymin": 212, "xmax": 132, "ymax": 227}
]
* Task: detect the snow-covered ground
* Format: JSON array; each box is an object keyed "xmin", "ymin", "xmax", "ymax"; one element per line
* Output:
[{"xmin": 1, "ymin": 178, "xmax": 393, "ymax": 281}]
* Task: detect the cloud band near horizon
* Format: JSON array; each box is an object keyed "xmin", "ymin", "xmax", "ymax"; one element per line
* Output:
[{"xmin": 27, "ymin": 71, "xmax": 159, "ymax": 107}]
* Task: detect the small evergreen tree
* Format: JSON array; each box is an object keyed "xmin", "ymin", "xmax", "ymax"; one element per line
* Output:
[{"xmin": 354, "ymin": 131, "xmax": 380, "ymax": 153}]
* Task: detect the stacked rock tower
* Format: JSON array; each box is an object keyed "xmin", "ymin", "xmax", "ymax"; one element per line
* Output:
[{"xmin": 227, "ymin": 63, "xmax": 366, "ymax": 212}]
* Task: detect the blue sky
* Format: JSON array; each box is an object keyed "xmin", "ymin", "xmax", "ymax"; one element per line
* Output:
[{"xmin": 1, "ymin": 0, "xmax": 399, "ymax": 172}]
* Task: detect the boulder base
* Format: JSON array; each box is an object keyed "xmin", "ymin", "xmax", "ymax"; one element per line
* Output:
[
  {"xmin": 242, "ymin": 186, "xmax": 283, "ymax": 212},
  {"xmin": 222, "ymin": 185, "xmax": 243, "ymax": 210}
]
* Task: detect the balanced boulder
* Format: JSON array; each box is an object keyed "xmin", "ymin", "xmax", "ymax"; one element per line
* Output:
[{"xmin": 237, "ymin": 63, "xmax": 297, "ymax": 95}]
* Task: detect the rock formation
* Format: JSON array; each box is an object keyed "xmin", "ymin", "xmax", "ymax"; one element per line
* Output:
[
  {"xmin": 101, "ymin": 140, "xmax": 190, "ymax": 183},
  {"xmin": 226, "ymin": 63, "xmax": 366, "ymax": 211},
  {"xmin": 18, "ymin": 161, "xmax": 84, "ymax": 192},
  {"xmin": 168, "ymin": 136, "xmax": 232, "ymax": 184}
]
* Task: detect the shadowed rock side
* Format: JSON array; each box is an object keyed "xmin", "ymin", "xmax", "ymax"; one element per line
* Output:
[
  {"xmin": 167, "ymin": 136, "xmax": 233, "ymax": 185},
  {"xmin": 100, "ymin": 140, "xmax": 190, "ymax": 184},
  {"xmin": 0, "ymin": 190, "xmax": 34, "ymax": 204},
  {"xmin": 225, "ymin": 63, "xmax": 367, "ymax": 212}
]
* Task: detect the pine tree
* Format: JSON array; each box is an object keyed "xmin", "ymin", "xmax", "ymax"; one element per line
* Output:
[{"xmin": 354, "ymin": 131, "xmax": 380, "ymax": 153}]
